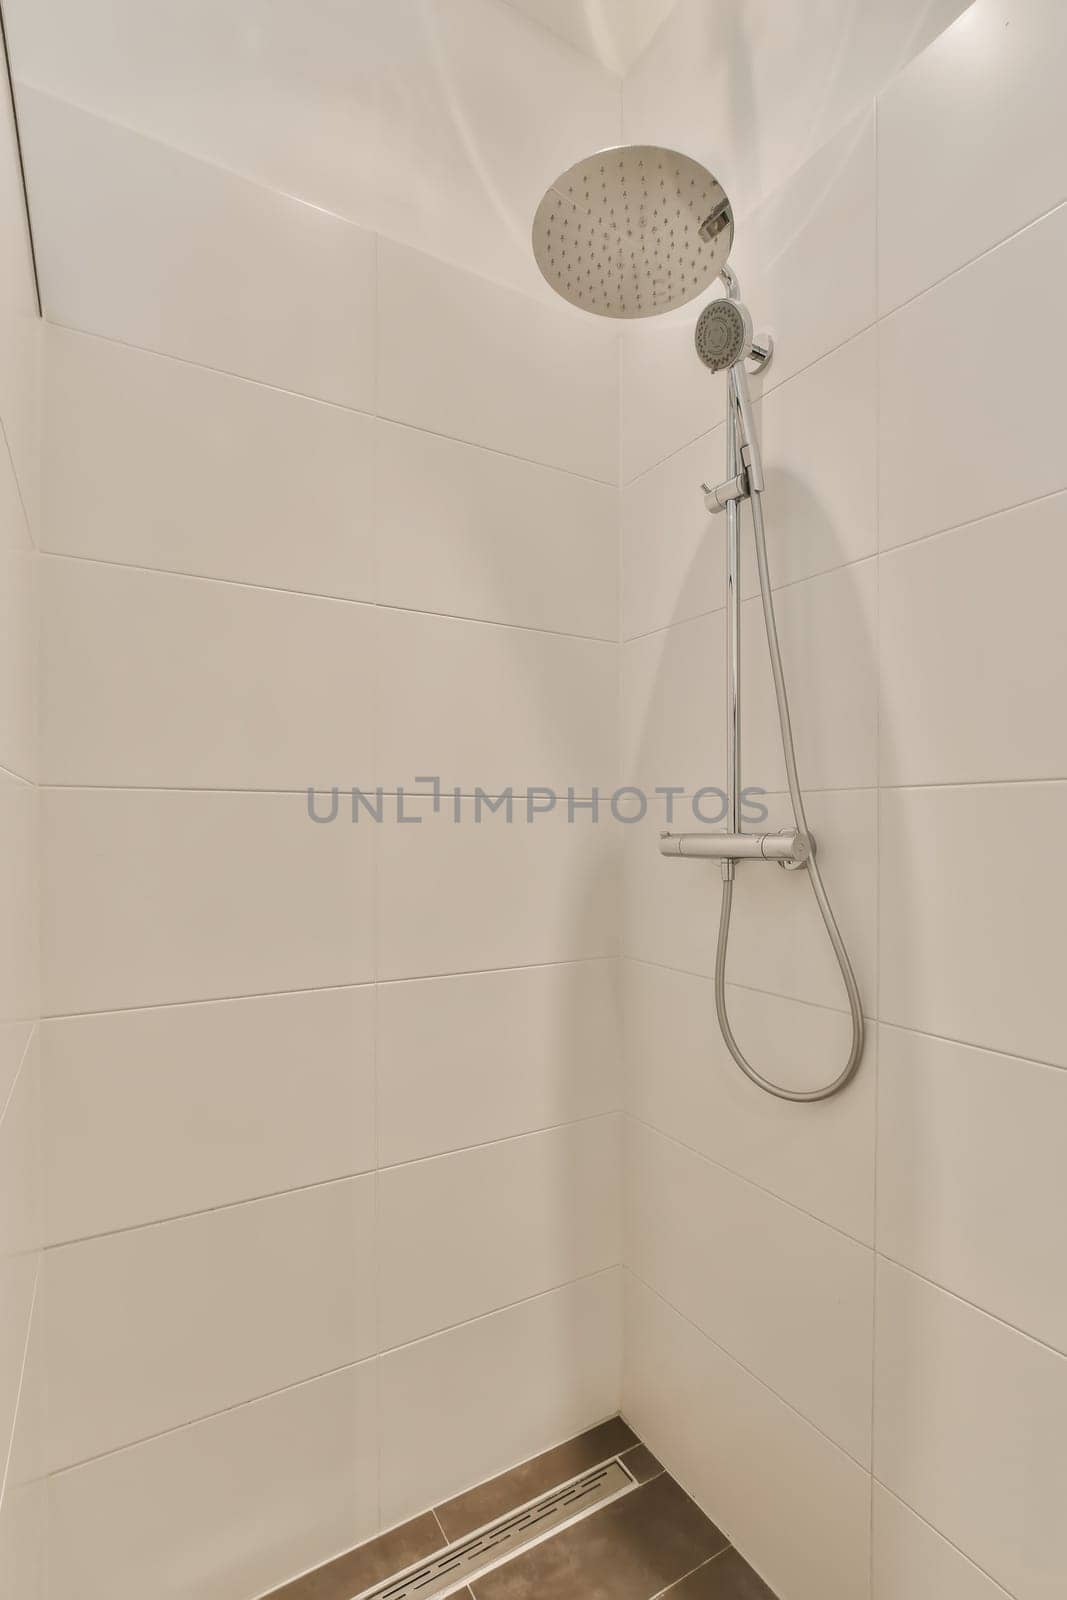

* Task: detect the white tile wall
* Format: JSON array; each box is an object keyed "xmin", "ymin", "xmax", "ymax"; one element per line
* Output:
[
  {"xmin": 877, "ymin": 1025, "xmax": 1067, "ymax": 1354},
  {"xmin": 626, "ymin": 1119, "xmax": 874, "ymax": 1464},
  {"xmin": 376, "ymin": 798, "xmax": 619, "ymax": 980},
  {"xmin": 40, "ymin": 558, "xmax": 378, "ymax": 789},
  {"xmin": 380, "ymin": 1270, "xmax": 622, "ymax": 1527},
  {"xmin": 624, "ymin": 1273, "xmax": 871, "ymax": 1600},
  {"xmin": 22, "ymin": 49, "xmax": 626, "ymax": 1592},
  {"xmin": 47, "ymin": 1361, "xmax": 379, "ymax": 1600},
  {"xmin": 42, "ymin": 327, "xmax": 378, "ymax": 600},
  {"xmin": 42, "ymin": 986, "xmax": 376, "ymax": 1241},
  {"xmin": 623, "ymin": 959, "xmax": 876, "ymax": 1241},
  {"xmin": 0, "ymin": 56, "xmax": 41, "ymax": 1600},
  {"xmin": 874, "ymin": 1260, "xmax": 1067, "ymax": 1600},
  {"xmin": 379, "ymin": 1117, "xmax": 621, "ymax": 1348},
  {"xmin": 879, "ymin": 782, "xmax": 1067, "ymax": 1068},
  {"xmin": 879, "ymin": 201, "xmax": 1067, "ymax": 550},
  {"xmin": 879, "ymin": 494, "xmax": 1067, "ymax": 786},
  {"xmin": 45, "ymin": 1176, "xmax": 377, "ymax": 1470},
  {"xmin": 376, "ymin": 422, "xmax": 617, "ymax": 639},
  {"xmin": 18, "ymin": 89, "xmax": 378, "ymax": 408},
  {"xmin": 41, "ymin": 788, "xmax": 376, "ymax": 1015},
  {"xmin": 377, "ymin": 606, "xmax": 615, "ymax": 798},
  {"xmin": 378, "ymin": 960, "xmax": 618, "ymax": 1165},
  {"xmin": 872, "ymin": 1486, "xmax": 1014, "ymax": 1600},
  {"xmin": 878, "ymin": 0, "xmax": 1067, "ymax": 313},
  {"xmin": 378, "ymin": 238, "xmax": 619, "ymax": 482}
]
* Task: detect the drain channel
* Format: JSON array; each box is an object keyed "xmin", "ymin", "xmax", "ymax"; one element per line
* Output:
[{"xmin": 357, "ymin": 1456, "xmax": 638, "ymax": 1600}]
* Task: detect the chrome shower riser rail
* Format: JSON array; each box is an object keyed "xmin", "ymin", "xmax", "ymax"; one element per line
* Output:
[{"xmin": 668, "ymin": 270, "xmax": 866, "ymax": 1104}]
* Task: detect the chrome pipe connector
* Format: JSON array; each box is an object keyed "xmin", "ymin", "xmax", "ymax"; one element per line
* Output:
[{"xmin": 659, "ymin": 829, "xmax": 814, "ymax": 866}]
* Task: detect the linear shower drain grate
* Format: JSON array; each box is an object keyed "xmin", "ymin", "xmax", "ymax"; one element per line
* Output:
[{"xmin": 356, "ymin": 1456, "xmax": 638, "ymax": 1600}]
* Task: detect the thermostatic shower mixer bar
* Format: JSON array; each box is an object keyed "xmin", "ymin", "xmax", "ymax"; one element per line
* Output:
[{"xmin": 533, "ymin": 145, "xmax": 865, "ymax": 1101}]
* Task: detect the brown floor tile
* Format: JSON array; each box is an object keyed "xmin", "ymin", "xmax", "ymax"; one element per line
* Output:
[
  {"xmin": 262, "ymin": 1511, "xmax": 445, "ymax": 1600},
  {"xmin": 469, "ymin": 1472, "xmax": 729, "ymax": 1600},
  {"xmin": 661, "ymin": 1549, "xmax": 778, "ymax": 1599},
  {"xmin": 620, "ymin": 1444, "xmax": 663, "ymax": 1485},
  {"xmin": 436, "ymin": 1417, "xmax": 639, "ymax": 1541}
]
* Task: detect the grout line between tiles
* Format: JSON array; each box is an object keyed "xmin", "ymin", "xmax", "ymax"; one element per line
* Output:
[
  {"xmin": 40, "ymin": 547, "xmax": 619, "ymax": 645},
  {"xmin": 875, "ymin": 1254, "xmax": 1067, "ymax": 1365},
  {"xmin": 0, "ymin": 1022, "xmax": 37, "ymax": 1134},
  {"xmin": 44, "ymin": 316, "xmax": 617, "ymax": 488},
  {"xmin": 625, "ymin": 1112, "xmax": 872, "ymax": 1251},
  {"xmin": 47, "ymin": 1270, "xmax": 621, "ymax": 1481},
  {"xmin": 869, "ymin": 1481, "xmax": 1016, "ymax": 1599},
  {"xmin": 648, "ymin": 1547, "xmax": 730, "ymax": 1600},
  {"xmin": 627, "ymin": 1268, "xmax": 871, "ymax": 1474},
  {"xmin": 41, "ymin": 956, "xmax": 614, "ymax": 1022},
  {"xmin": 869, "ymin": 91, "xmax": 883, "ymax": 1597},
  {"xmin": 45, "ymin": 1111, "xmax": 622, "ymax": 1250},
  {"xmin": 0, "ymin": 1259, "xmax": 41, "ymax": 1515}
]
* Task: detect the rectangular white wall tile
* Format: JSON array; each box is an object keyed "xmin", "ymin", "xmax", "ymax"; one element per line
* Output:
[
  {"xmin": 872, "ymin": 1486, "xmax": 1013, "ymax": 1600},
  {"xmin": 624, "ymin": 1273, "xmax": 871, "ymax": 1600},
  {"xmin": 42, "ymin": 986, "xmax": 375, "ymax": 1242},
  {"xmin": 46, "ymin": 1361, "xmax": 378, "ymax": 1600},
  {"xmin": 879, "ymin": 202, "xmax": 1067, "ymax": 549},
  {"xmin": 42, "ymin": 789, "xmax": 374, "ymax": 1014},
  {"xmin": 18, "ymin": 89, "xmax": 377, "ymax": 409},
  {"xmin": 878, "ymin": 0, "xmax": 1067, "ymax": 312},
  {"xmin": 620, "ymin": 425, "xmax": 726, "ymax": 639},
  {"xmin": 740, "ymin": 558, "xmax": 879, "ymax": 794},
  {"xmin": 379, "ymin": 1116, "xmax": 620, "ymax": 1349},
  {"xmin": 378, "ymin": 237, "xmax": 618, "ymax": 482},
  {"xmin": 377, "ymin": 607, "xmax": 615, "ymax": 799},
  {"xmin": 376, "ymin": 422, "xmax": 617, "ymax": 639},
  {"xmin": 376, "ymin": 798, "xmax": 618, "ymax": 980},
  {"xmin": 45, "ymin": 1176, "xmax": 376, "ymax": 1470},
  {"xmin": 880, "ymin": 782, "xmax": 1067, "ymax": 1067},
  {"xmin": 42, "ymin": 327, "xmax": 377, "ymax": 600},
  {"xmin": 40, "ymin": 559, "xmax": 376, "ymax": 790},
  {"xmin": 879, "ymin": 494, "xmax": 1067, "ymax": 785},
  {"xmin": 874, "ymin": 1260, "xmax": 1067, "ymax": 1600},
  {"xmin": 620, "ymin": 309, "xmax": 727, "ymax": 484},
  {"xmin": 623, "ymin": 959, "xmax": 875, "ymax": 1243},
  {"xmin": 378, "ymin": 960, "xmax": 618, "ymax": 1165},
  {"xmin": 877, "ymin": 1024, "xmax": 1067, "ymax": 1355},
  {"xmin": 621, "ymin": 611, "xmax": 726, "ymax": 796},
  {"xmin": 626, "ymin": 1120, "xmax": 873, "ymax": 1463},
  {"xmin": 380, "ymin": 1270, "xmax": 621, "ymax": 1528}
]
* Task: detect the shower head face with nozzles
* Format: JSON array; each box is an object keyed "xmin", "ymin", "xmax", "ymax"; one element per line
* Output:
[
  {"xmin": 532, "ymin": 145, "xmax": 734, "ymax": 319},
  {"xmin": 694, "ymin": 298, "xmax": 753, "ymax": 372}
]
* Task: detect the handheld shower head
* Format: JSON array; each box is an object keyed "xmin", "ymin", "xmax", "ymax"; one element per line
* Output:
[{"xmin": 694, "ymin": 298, "xmax": 753, "ymax": 371}]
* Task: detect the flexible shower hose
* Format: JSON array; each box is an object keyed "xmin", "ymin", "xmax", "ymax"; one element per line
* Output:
[{"xmin": 714, "ymin": 431, "xmax": 865, "ymax": 1101}]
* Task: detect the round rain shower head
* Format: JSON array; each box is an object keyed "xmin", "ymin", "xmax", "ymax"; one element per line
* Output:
[
  {"xmin": 694, "ymin": 298, "xmax": 753, "ymax": 372},
  {"xmin": 532, "ymin": 145, "xmax": 734, "ymax": 319}
]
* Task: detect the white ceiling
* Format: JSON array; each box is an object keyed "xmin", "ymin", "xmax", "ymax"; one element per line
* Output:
[{"xmin": 500, "ymin": 0, "xmax": 680, "ymax": 72}]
